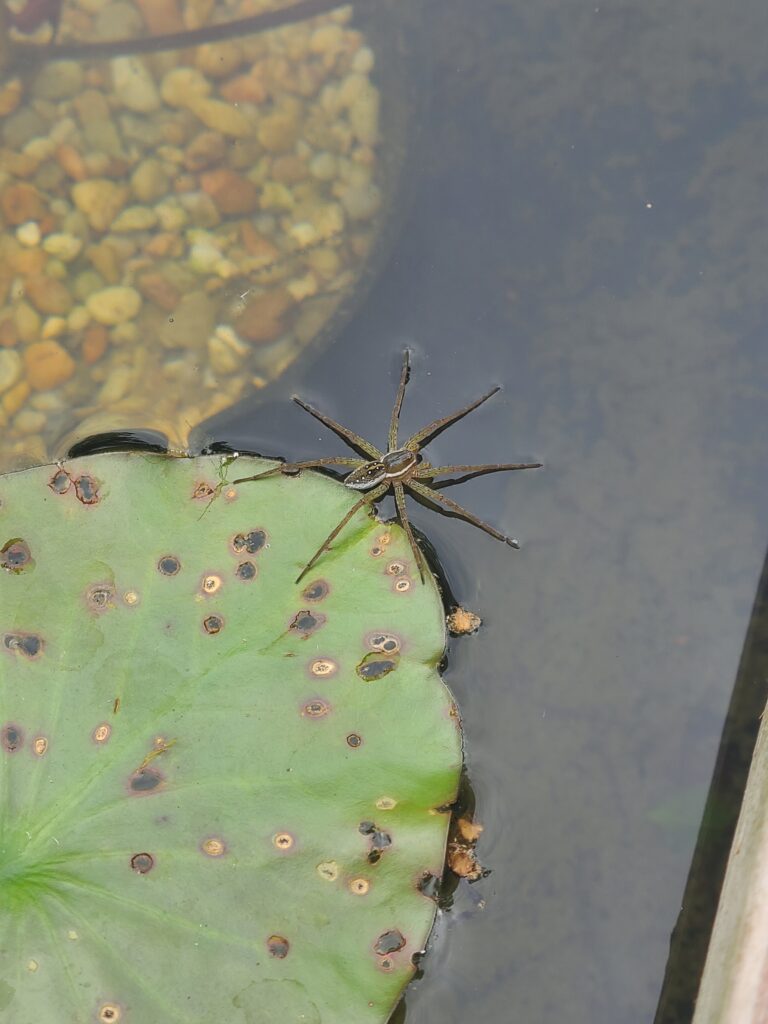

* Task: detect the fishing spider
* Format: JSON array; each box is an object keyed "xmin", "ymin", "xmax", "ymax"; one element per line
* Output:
[{"xmin": 234, "ymin": 351, "xmax": 541, "ymax": 582}]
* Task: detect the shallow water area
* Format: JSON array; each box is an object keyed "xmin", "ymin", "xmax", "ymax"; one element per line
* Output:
[{"xmin": 3, "ymin": 0, "xmax": 768, "ymax": 1022}]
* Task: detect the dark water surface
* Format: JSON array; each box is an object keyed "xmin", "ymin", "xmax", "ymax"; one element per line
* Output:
[{"xmin": 205, "ymin": 1, "xmax": 768, "ymax": 1021}]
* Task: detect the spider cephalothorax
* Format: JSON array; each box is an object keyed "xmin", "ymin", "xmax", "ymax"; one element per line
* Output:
[{"xmin": 234, "ymin": 351, "xmax": 541, "ymax": 581}]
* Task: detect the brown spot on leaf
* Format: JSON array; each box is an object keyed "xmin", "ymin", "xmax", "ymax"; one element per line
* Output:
[
  {"xmin": 374, "ymin": 929, "xmax": 406, "ymax": 955},
  {"xmin": 289, "ymin": 610, "xmax": 326, "ymax": 637},
  {"xmin": 346, "ymin": 733, "xmax": 362, "ymax": 748},
  {"xmin": 417, "ymin": 872, "xmax": 440, "ymax": 901},
  {"xmin": 200, "ymin": 574, "xmax": 222, "ymax": 595},
  {"xmin": 3, "ymin": 632, "xmax": 43, "ymax": 658},
  {"xmin": 267, "ymin": 935, "xmax": 290, "ymax": 958},
  {"xmin": 130, "ymin": 852, "xmax": 154, "ymax": 874},
  {"xmin": 235, "ymin": 561, "xmax": 257, "ymax": 581},
  {"xmin": 232, "ymin": 529, "xmax": 266, "ymax": 554},
  {"xmin": 394, "ymin": 578, "xmax": 412, "ymax": 593},
  {"xmin": 86, "ymin": 583, "xmax": 115, "ymax": 613},
  {"xmin": 2, "ymin": 723, "xmax": 23, "ymax": 752},
  {"xmin": 367, "ymin": 633, "xmax": 401, "ymax": 654},
  {"xmin": 302, "ymin": 700, "xmax": 330, "ymax": 718},
  {"xmin": 349, "ymin": 877, "xmax": 370, "ymax": 895},
  {"xmin": 386, "ymin": 561, "xmax": 406, "ymax": 576},
  {"xmin": 32, "ymin": 735, "xmax": 48, "ymax": 756},
  {"xmin": 356, "ymin": 652, "xmax": 399, "ymax": 682},
  {"xmin": 1, "ymin": 538, "xmax": 33, "ymax": 573},
  {"xmin": 157, "ymin": 555, "xmax": 181, "ymax": 576},
  {"xmin": 191, "ymin": 481, "xmax": 215, "ymax": 500},
  {"xmin": 309, "ymin": 658, "xmax": 336, "ymax": 678},
  {"xmin": 301, "ymin": 579, "xmax": 329, "ymax": 602},
  {"xmin": 203, "ymin": 614, "xmax": 224, "ymax": 635},
  {"xmin": 92, "ymin": 723, "xmax": 112, "ymax": 744},
  {"xmin": 97, "ymin": 1004, "xmax": 122, "ymax": 1023},
  {"xmin": 48, "ymin": 468, "xmax": 71, "ymax": 494},
  {"xmin": 74, "ymin": 475, "xmax": 100, "ymax": 504},
  {"xmin": 201, "ymin": 837, "xmax": 227, "ymax": 857},
  {"xmin": 128, "ymin": 767, "xmax": 164, "ymax": 794},
  {"xmin": 273, "ymin": 832, "xmax": 294, "ymax": 851}
]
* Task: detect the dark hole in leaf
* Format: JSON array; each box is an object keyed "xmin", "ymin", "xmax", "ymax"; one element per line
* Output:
[
  {"xmin": 48, "ymin": 468, "xmax": 71, "ymax": 494},
  {"xmin": 418, "ymin": 872, "xmax": 440, "ymax": 901},
  {"xmin": 372, "ymin": 830, "xmax": 392, "ymax": 851},
  {"xmin": 130, "ymin": 852, "xmax": 154, "ymax": 874},
  {"xmin": 368, "ymin": 850, "xmax": 381, "ymax": 865},
  {"xmin": 232, "ymin": 529, "xmax": 266, "ymax": 554},
  {"xmin": 374, "ymin": 929, "xmax": 406, "ymax": 955},
  {"xmin": 359, "ymin": 821, "xmax": 376, "ymax": 835},
  {"xmin": 235, "ymin": 560, "xmax": 257, "ymax": 580},
  {"xmin": 369, "ymin": 633, "xmax": 400, "ymax": 654},
  {"xmin": 346, "ymin": 733, "xmax": 362, "ymax": 748},
  {"xmin": 289, "ymin": 610, "xmax": 326, "ymax": 636},
  {"xmin": 301, "ymin": 579, "xmax": 329, "ymax": 602},
  {"xmin": 3, "ymin": 632, "xmax": 42, "ymax": 658},
  {"xmin": 158, "ymin": 555, "xmax": 181, "ymax": 576},
  {"xmin": 2, "ymin": 724, "xmax": 23, "ymax": 752},
  {"xmin": 203, "ymin": 615, "xmax": 224, "ymax": 635},
  {"xmin": 356, "ymin": 653, "xmax": 399, "ymax": 681},
  {"xmin": 74, "ymin": 474, "xmax": 100, "ymax": 504},
  {"xmin": 267, "ymin": 935, "xmax": 290, "ymax": 958},
  {"xmin": 129, "ymin": 768, "xmax": 163, "ymax": 793},
  {"xmin": 1, "ymin": 538, "xmax": 32, "ymax": 573}
]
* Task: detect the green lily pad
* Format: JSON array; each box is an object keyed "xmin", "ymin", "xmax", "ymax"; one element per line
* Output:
[{"xmin": 0, "ymin": 453, "xmax": 462, "ymax": 1024}]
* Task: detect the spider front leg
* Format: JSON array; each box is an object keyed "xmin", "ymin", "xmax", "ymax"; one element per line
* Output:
[
  {"xmin": 233, "ymin": 457, "xmax": 363, "ymax": 486},
  {"xmin": 296, "ymin": 481, "xmax": 389, "ymax": 583}
]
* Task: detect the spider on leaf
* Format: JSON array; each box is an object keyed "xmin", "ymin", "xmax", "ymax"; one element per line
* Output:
[{"xmin": 234, "ymin": 351, "xmax": 541, "ymax": 582}]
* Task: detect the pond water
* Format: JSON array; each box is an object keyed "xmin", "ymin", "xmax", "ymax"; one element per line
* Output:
[
  {"xmin": 3, "ymin": 0, "xmax": 768, "ymax": 1021},
  {"xmin": 210, "ymin": 1, "xmax": 768, "ymax": 1020}
]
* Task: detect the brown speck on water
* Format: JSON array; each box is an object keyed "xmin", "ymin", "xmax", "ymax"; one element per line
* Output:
[
  {"xmin": 74, "ymin": 474, "xmax": 100, "ymax": 505},
  {"xmin": 447, "ymin": 606, "xmax": 482, "ymax": 635},
  {"xmin": 1, "ymin": 538, "xmax": 33, "ymax": 573},
  {"xmin": 3, "ymin": 632, "xmax": 43, "ymax": 659},
  {"xmin": 48, "ymin": 468, "xmax": 71, "ymax": 494},
  {"xmin": 130, "ymin": 852, "xmax": 154, "ymax": 874}
]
